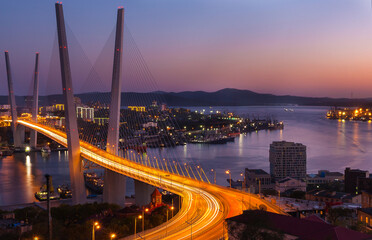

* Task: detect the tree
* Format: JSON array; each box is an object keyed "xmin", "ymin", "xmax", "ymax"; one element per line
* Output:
[{"xmin": 327, "ymin": 208, "xmax": 353, "ymax": 226}]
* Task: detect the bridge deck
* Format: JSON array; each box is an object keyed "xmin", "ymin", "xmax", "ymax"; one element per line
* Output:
[{"xmin": 18, "ymin": 120, "xmax": 286, "ymax": 240}]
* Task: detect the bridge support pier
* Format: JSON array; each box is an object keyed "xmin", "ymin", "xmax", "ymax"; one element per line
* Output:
[
  {"xmin": 103, "ymin": 7, "xmax": 127, "ymax": 206},
  {"xmin": 103, "ymin": 170, "xmax": 126, "ymax": 206},
  {"xmin": 5, "ymin": 51, "xmax": 21, "ymax": 148},
  {"xmin": 134, "ymin": 180, "xmax": 155, "ymax": 207},
  {"xmin": 30, "ymin": 53, "xmax": 39, "ymax": 149},
  {"xmin": 16, "ymin": 125, "xmax": 25, "ymax": 145}
]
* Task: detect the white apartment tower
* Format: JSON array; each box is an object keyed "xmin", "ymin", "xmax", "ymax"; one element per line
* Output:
[{"xmin": 269, "ymin": 141, "xmax": 306, "ymax": 181}]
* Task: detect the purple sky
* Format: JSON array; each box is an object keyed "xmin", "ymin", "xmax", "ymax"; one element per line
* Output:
[{"xmin": 1, "ymin": 0, "xmax": 372, "ymax": 98}]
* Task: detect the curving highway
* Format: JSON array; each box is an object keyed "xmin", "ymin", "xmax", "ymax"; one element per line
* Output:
[{"xmin": 18, "ymin": 120, "xmax": 286, "ymax": 240}]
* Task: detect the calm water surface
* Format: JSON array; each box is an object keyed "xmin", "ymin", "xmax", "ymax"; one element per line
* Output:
[{"xmin": 1, "ymin": 106, "xmax": 371, "ymax": 206}]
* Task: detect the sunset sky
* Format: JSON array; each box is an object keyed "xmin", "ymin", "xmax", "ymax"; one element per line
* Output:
[{"xmin": 1, "ymin": 0, "xmax": 372, "ymax": 98}]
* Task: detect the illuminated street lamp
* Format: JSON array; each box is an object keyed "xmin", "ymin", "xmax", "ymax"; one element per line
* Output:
[
  {"xmin": 110, "ymin": 233, "xmax": 116, "ymax": 239},
  {"xmin": 211, "ymin": 169, "xmax": 216, "ymax": 184},
  {"xmin": 92, "ymin": 221, "xmax": 100, "ymax": 240},
  {"xmin": 225, "ymin": 170, "xmax": 231, "ymax": 188},
  {"xmin": 134, "ymin": 215, "xmax": 142, "ymax": 239},
  {"xmin": 256, "ymin": 178, "xmax": 261, "ymax": 195},
  {"xmin": 240, "ymin": 173, "xmax": 245, "ymax": 192},
  {"xmin": 141, "ymin": 208, "xmax": 149, "ymax": 239},
  {"xmin": 170, "ymin": 206, "xmax": 174, "ymax": 218},
  {"xmin": 34, "ymin": 237, "xmax": 39, "ymax": 240}
]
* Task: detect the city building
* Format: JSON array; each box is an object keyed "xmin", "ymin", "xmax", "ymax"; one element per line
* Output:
[
  {"xmin": 76, "ymin": 106, "xmax": 94, "ymax": 120},
  {"xmin": 226, "ymin": 210, "xmax": 372, "ymax": 240},
  {"xmin": 128, "ymin": 106, "xmax": 146, "ymax": 112},
  {"xmin": 0, "ymin": 109, "xmax": 10, "ymax": 117},
  {"xmin": 275, "ymin": 177, "xmax": 306, "ymax": 193},
  {"xmin": 344, "ymin": 168, "xmax": 369, "ymax": 193},
  {"xmin": 358, "ymin": 208, "xmax": 372, "ymax": 229},
  {"xmin": 244, "ymin": 168, "xmax": 273, "ymax": 193},
  {"xmin": 143, "ymin": 122, "xmax": 158, "ymax": 128},
  {"xmin": 39, "ymin": 104, "xmax": 65, "ymax": 116},
  {"xmin": 161, "ymin": 103, "xmax": 167, "ymax": 111},
  {"xmin": 362, "ymin": 191, "xmax": 372, "ymax": 208},
  {"xmin": 306, "ymin": 170, "xmax": 344, "ymax": 187},
  {"xmin": 93, "ymin": 117, "xmax": 109, "ymax": 126},
  {"xmin": 358, "ymin": 177, "xmax": 372, "ymax": 194},
  {"xmin": 0, "ymin": 105, "xmax": 10, "ymax": 110},
  {"xmin": 306, "ymin": 190, "xmax": 361, "ymax": 205},
  {"xmin": 269, "ymin": 141, "xmax": 306, "ymax": 181},
  {"xmin": 150, "ymin": 188, "xmax": 162, "ymax": 208}
]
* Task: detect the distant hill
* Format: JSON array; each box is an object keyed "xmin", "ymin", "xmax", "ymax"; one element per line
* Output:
[{"xmin": 0, "ymin": 88, "xmax": 371, "ymax": 107}]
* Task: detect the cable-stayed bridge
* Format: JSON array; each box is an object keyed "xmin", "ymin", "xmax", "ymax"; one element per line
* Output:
[{"xmin": 2, "ymin": 2, "xmax": 286, "ymax": 239}]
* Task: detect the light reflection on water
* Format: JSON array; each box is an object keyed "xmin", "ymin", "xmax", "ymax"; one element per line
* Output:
[{"xmin": 1, "ymin": 106, "xmax": 371, "ymax": 206}]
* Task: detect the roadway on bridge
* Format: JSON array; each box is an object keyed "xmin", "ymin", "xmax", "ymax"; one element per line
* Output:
[{"xmin": 18, "ymin": 120, "xmax": 285, "ymax": 240}]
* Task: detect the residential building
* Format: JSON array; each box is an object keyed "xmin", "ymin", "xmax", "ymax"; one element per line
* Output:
[
  {"xmin": 345, "ymin": 168, "xmax": 369, "ymax": 193},
  {"xmin": 306, "ymin": 190, "xmax": 361, "ymax": 205},
  {"xmin": 244, "ymin": 168, "xmax": 273, "ymax": 193},
  {"xmin": 143, "ymin": 122, "xmax": 158, "ymax": 128},
  {"xmin": 150, "ymin": 188, "xmax": 162, "ymax": 208},
  {"xmin": 358, "ymin": 208, "xmax": 372, "ymax": 229},
  {"xmin": 358, "ymin": 177, "xmax": 372, "ymax": 194},
  {"xmin": 275, "ymin": 177, "xmax": 306, "ymax": 193},
  {"xmin": 269, "ymin": 141, "xmax": 306, "ymax": 181},
  {"xmin": 128, "ymin": 106, "xmax": 146, "ymax": 112},
  {"xmin": 307, "ymin": 170, "xmax": 344, "ymax": 186},
  {"xmin": 0, "ymin": 105, "xmax": 10, "ymax": 110},
  {"xmin": 362, "ymin": 191, "xmax": 372, "ymax": 208},
  {"xmin": 76, "ymin": 106, "xmax": 94, "ymax": 120}
]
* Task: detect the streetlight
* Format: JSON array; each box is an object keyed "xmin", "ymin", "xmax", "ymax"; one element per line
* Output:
[
  {"xmin": 170, "ymin": 206, "xmax": 174, "ymax": 218},
  {"xmin": 34, "ymin": 237, "xmax": 39, "ymax": 240},
  {"xmin": 240, "ymin": 173, "xmax": 245, "ymax": 192},
  {"xmin": 225, "ymin": 170, "xmax": 231, "ymax": 188},
  {"xmin": 110, "ymin": 233, "xmax": 116, "ymax": 239},
  {"xmin": 256, "ymin": 177, "xmax": 261, "ymax": 195},
  {"xmin": 141, "ymin": 208, "xmax": 149, "ymax": 239},
  {"xmin": 92, "ymin": 221, "xmax": 100, "ymax": 240},
  {"xmin": 211, "ymin": 169, "xmax": 216, "ymax": 184},
  {"xmin": 135, "ymin": 215, "xmax": 142, "ymax": 240}
]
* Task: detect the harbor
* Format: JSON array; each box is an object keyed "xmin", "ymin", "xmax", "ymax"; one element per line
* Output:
[{"xmin": 327, "ymin": 107, "xmax": 372, "ymax": 122}]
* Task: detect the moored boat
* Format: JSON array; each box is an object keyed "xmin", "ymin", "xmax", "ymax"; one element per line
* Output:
[
  {"xmin": 35, "ymin": 176, "xmax": 60, "ymax": 201},
  {"xmin": 57, "ymin": 184, "xmax": 72, "ymax": 199},
  {"xmin": 41, "ymin": 145, "xmax": 51, "ymax": 154}
]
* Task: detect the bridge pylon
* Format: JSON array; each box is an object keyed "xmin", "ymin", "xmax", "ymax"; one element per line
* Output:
[
  {"xmin": 55, "ymin": 3, "xmax": 86, "ymax": 204},
  {"xmin": 135, "ymin": 180, "xmax": 155, "ymax": 207},
  {"xmin": 30, "ymin": 52, "xmax": 39, "ymax": 149},
  {"xmin": 4, "ymin": 51, "xmax": 22, "ymax": 148},
  {"xmin": 103, "ymin": 7, "xmax": 127, "ymax": 207}
]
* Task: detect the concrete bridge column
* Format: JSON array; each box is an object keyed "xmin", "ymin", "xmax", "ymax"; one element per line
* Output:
[
  {"xmin": 134, "ymin": 180, "xmax": 155, "ymax": 207},
  {"xmin": 103, "ymin": 7, "xmax": 126, "ymax": 207},
  {"xmin": 16, "ymin": 125, "xmax": 25, "ymax": 145},
  {"xmin": 55, "ymin": 3, "xmax": 86, "ymax": 204},
  {"xmin": 4, "ymin": 51, "xmax": 21, "ymax": 148},
  {"xmin": 30, "ymin": 53, "xmax": 39, "ymax": 149}
]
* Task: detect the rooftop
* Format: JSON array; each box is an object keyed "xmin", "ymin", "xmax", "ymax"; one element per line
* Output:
[
  {"xmin": 359, "ymin": 208, "xmax": 372, "ymax": 216},
  {"xmin": 227, "ymin": 210, "xmax": 372, "ymax": 240},
  {"xmin": 307, "ymin": 190, "xmax": 358, "ymax": 200},
  {"xmin": 277, "ymin": 177, "xmax": 305, "ymax": 183},
  {"xmin": 245, "ymin": 168, "xmax": 269, "ymax": 175},
  {"xmin": 270, "ymin": 141, "xmax": 305, "ymax": 147}
]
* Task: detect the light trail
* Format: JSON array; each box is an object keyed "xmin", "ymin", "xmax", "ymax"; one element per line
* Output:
[{"xmin": 18, "ymin": 120, "xmax": 286, "ymax": 240}]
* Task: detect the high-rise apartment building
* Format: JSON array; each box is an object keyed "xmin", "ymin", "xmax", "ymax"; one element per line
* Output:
[
  {"xmin": 344, "ymin": 168, "xmax": 370, "ymax": 193},
  {"xmin": 269, "ymin": 141, "xmax": 306, "ymax": 181}
]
